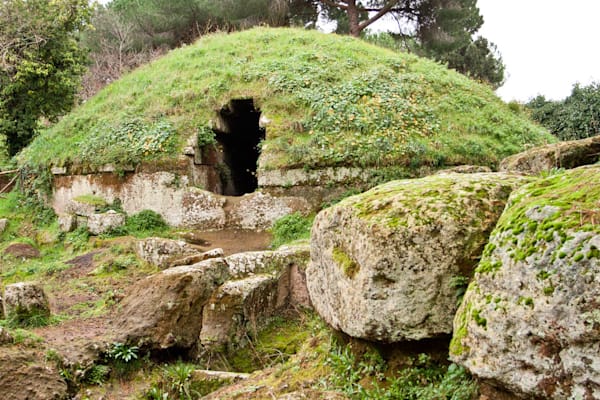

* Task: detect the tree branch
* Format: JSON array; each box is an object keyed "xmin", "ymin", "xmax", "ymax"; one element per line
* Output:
[
  {"xmin": 320, "ymin": 0, "xmax": 349, "ymax": 10},
  {"xmin": 357, "ymin": 0, "xmax": 402, "ymax": 31}
]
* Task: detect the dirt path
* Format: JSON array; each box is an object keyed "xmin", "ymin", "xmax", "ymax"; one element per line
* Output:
[{"xmin": 179, "ymin": 229, "xmax": 273, "ymax": 255}]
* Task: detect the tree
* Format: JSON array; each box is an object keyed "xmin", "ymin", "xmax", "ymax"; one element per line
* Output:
[
  {"xmin": 79, "ymin": 5, "xmax": 165, "ymax": 100},
  {"xmin": 437, "ymin": 36, "xmax": 505, "ymax": 88},
  {"xmin": 0, "ymin": 0, "xmax": 92, "ymax": 156},
  {"xmin": 526, "ymin": 83, "xmax": 600, "ymax": 141},
  {"xmin": 315, "ymin": 0, "xmax": 504, "ymax": 86},
  {"xmin": 319, "ymin": 0, "xmax": 406, "ymax": 37}
]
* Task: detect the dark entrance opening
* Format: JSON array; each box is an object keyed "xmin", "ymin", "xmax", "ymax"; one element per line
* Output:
[{"xmin": 214, "ymin": 99, "xmax": 265, "ymax": 196}]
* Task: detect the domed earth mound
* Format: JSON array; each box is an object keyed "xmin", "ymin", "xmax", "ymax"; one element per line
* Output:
[{"xmin": 20, "ymin": 27, "xmax": 553, "ymax": 205}]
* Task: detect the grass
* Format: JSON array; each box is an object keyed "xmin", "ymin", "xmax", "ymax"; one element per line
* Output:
[
  {"xmin": 269, "ymin": 212, "xmax": 313, "ymax": 249},
  {"xmin": 19, "ymin": 28, "xmax": 553, "ymax": 173}
]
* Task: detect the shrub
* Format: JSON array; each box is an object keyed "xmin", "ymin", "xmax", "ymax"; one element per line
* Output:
[
  {"xmin": 107, "ymin": 209, "xmax": 169, "ymax": 238},
  {"xmin": 527, "ymin": 82, "xmax": 600, "ymax": 141},
  {"xmin": 270, "ymin": 212, "xmax": 313, "ymax": 249}
]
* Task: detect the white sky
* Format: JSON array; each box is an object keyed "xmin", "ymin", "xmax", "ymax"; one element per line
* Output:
[{"xmin": 477, "ymin": 0, "xmax": 600, "ymax": 102}]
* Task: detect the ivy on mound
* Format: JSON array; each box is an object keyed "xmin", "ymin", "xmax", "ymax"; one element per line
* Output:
[{"xmin": 20, "ymin": 28, "xmax": 554, "ymax": 172}]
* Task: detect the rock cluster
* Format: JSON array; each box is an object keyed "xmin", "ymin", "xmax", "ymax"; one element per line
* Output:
[
  {"xmin": 304, "ymin": 137, "xmax": 600, "ymax": 398},
  {"xmin": 113, "ymin": 245, "xmax": 310, "ymax": 353}
]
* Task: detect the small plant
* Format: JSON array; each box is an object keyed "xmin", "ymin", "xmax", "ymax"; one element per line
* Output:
[
  {"xmin": 93, "ymin": 254, "xmax": 139, "ymax": 274},
  {"xmin": 164, "ymin": 362, "xmax": 199, "ymax": 399},
  {"xmin": 109, "ymin": 209, "xmax": 169, "ymax": 237},
  {"xmin": 2, "ymin": 308, "xmax": 51, "ymax": 328},
  {"xmin": 145, "ymin": 362, "xmax": 204, "ymax": 400},
  {"xmin": 270, "ymin": 212, "xmax": 313, "ymax": 249},
  {"xmin": 108, "ymin": 342, "xmax": 139, "ymax": 363},
  {"xmin": 325, "ymin": 340, "xmax": 477, "ymax": 400},
  {"xmin": 450, "ymin": 275, "xmax": 470, "ymax": 306},
  {"xmin": 84, "ymin": 364, "xmax": 110, "ymax": 385},
  {"xmin": 65, "ymin": 226, "xmax": 90, "ymax": 252},
  {"xmin": 106, "ymin": 342, "xmax": 141, "ymax": 378}
]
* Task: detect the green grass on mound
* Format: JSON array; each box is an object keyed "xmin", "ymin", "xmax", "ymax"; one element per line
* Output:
[{"xmin": 20, "ymin": 28, "xmax": 554, "ymax": 172}]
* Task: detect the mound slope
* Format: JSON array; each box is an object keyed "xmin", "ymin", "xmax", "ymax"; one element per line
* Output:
[{"xmin": 20, "ymin": 28, "xmax": 553, "ymax": 175}]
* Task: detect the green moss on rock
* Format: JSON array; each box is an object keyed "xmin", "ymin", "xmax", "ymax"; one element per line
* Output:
[{"xmin": 332, "ymin": 246, "xmax": 359, "ymax": 279}]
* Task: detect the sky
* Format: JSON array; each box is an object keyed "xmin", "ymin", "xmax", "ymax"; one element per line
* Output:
[{"xmin": 476, "ymin": 0, "xmax": 600, "ymax": 102}]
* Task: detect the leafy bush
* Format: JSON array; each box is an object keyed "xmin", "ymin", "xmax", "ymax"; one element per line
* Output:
[
  {"xmin": 527, "ymin": 82, "xmax": 600, "ymax": 141},
  {"xmin": 270, "ymin": 212, "xmax": 313, "ymax": 249},
  {"xmin": 84, "ymin": 364, "xmax": 110, "ymax": 385},
  {"xmin": 106, "ymin": 342, "xmax": 141, "ymax": 378},
  {"xmin": 108, "ymin": 209, "xmax": 169, "ymax": 238}
]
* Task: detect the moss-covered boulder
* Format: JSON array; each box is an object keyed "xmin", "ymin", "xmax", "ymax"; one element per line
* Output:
[
  {"xmin": 306, "ymin": 172, "xmax": 527, "ymax": 342},
  {"xmin": 450, "ymin": 165, "xmax": 600, "ymax": 399}
]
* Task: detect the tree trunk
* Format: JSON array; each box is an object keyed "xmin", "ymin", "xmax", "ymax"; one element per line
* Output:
[{"xmin": 346, "ymin": 0, "xmax": 361, "ymax": 37}]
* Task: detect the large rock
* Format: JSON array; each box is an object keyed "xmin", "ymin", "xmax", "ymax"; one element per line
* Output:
[
  {"xmin": 225, "ymin": 245, "xmax": 310, "ymax": 279},
  {"xmin": 0, "ymin": 218, "xmax": 7, "ymax": 234},
  {"xmin": 500, "ymin": 135, "xmax": 600, "ymax": 175},
  {"xmin": 450, "ymin": 165, "xmax": 600, "ymax": 399},
  {"xmin": 0, "ymin": 348, "xmax": 68, "ymax": 400},
  {"xmin": 0, "ymin": 327, "xmax": 12, "ymax": 345},
  {"xmin": 307, "ymin": 172, "xmax": 527, "ymax": 342},
  {"xmin": 87, "ymin": 210, "xmax": 126, "ymax": 235},
  {"xmin": 113, "ymin": 258, "xmax": 230, "ymax": 350},
  {"xmin": 181, "ymin": 188, "xmax": 227, "ymax": 229},
  {"xmin": 200, "ymin": 274, "xmax": 280, "ymax": 351},
  {"xmin": 57, "ymin": 213, "xmax": 77, "ymax": 233},
  {"xmin": 3, "ymin": 282, "xmax": 50, "ymax": 321},
  {"xmin": 135, "ymin": 237, "xmax": 200, "ymax": 269},
  {"xmin": 228, "ymin": 192, "xmax": 311, "ymax": 231}
]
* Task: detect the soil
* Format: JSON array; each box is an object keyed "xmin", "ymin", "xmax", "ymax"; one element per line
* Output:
[
  {"xmin": 3, "ymin": 243, "xmax": 41, "ymax": 259},
  {"xmin": 179, "ymin": 229, "xmax": 273, "ymax": 256}
]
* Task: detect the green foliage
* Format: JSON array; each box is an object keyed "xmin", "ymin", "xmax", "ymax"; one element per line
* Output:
[
  {"xmin": 84, "ymin": 364, "xmax": 111, "ymax": 385},
  {"xmin": 450, "ymin": 275, "xmax": 470, "ymax": 306},
  {"xmin": 106, "ymin": 342, "xmax": 142, "ymax": 378},
  {"xmin": 439, "ymin": 37, "xmax": 505, "ymax": 88},
  {"xmin": 270, "ymin": 212, "xmax": 313, "ymax": 248},
  {"xmin": 146, "ymin": 362, "xmax": 202, "ymax": 400},
  {"xmin": 73, "ymin": 195, "xmax": 108, "ymax": 208},
  {"xmin": 0, "ymin": 0, "xmax": 92, "ymax": 155},
  {"xmin": 21, "ymin": 28, "xmax": 552, "ymax": 172},
  {"xmin": 109, "ymin": 210, "xmax": 169, "ymax": 238},
  {"xmin": 65, "ymin": 227, "xmax": 91, "ymax": 252},
  {"xmin": 326, "ymin": 344, "xmax": 477, "ymax": 400},
  {"xmin": 1, "ymin": 309, "xmax": 51, "ymax": 329},
  {"xmin": 78, "ymin": 118, "xmax": 177, "ymax": 168},
  {"xmin": 526, "ymin": 82, "xmax": 600, "ymax": 141},
  {"xmin": 93, "ymin": 254, "xmax": 140, "ymax": 275},
  {"xmin": 108, "ymin": 342, "xmax": 139, "ymax": 363}
]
